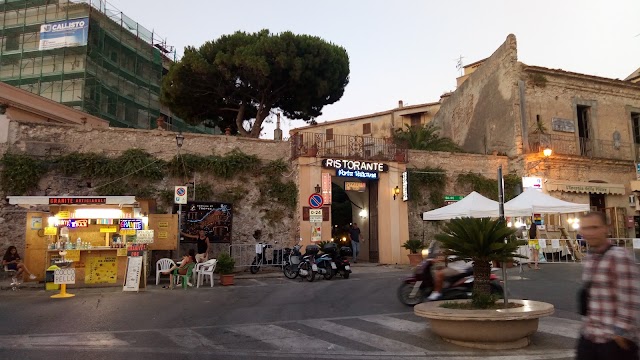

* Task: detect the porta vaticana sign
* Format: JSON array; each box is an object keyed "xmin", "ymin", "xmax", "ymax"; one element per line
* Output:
[{"xmin": 322, "ymin": 159, "xmax": 389, "ymax": 180}]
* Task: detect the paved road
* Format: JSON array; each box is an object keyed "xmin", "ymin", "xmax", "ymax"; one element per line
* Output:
[{"xmin": 0, "ymin": 263, "xmax": 585, "ymax": 359}]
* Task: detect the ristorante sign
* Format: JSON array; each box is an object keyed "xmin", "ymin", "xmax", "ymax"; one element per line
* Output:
[{"xmin": 322, "ymin": 159, "xmax": 388, "ymax": 180}]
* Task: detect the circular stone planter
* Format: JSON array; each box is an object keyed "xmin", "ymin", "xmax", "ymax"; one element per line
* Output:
[{"xmin": 414, "ymin": 299, "xmax": 554, "ymax": 350}]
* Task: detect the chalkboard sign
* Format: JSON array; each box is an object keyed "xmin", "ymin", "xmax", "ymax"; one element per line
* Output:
[
  {"xmin": 123, "ymin": 256, "xmax": 143, "ymax": 292},
  {"xmin": 552, "ymin": 118, "xmax": 576, "ymax": 133}
]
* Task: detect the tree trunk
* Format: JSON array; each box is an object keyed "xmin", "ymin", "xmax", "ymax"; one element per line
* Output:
[
  {"xmin": 235, "ymin": 103, "xmax": 249, "ymax": 136},
  {"xmin": 472, "ymin": 260, "xmax": 491, "ymax": 297},
  {"xmin": 249, "ymin": 106, "xmax": 270, "ymax": 138}
]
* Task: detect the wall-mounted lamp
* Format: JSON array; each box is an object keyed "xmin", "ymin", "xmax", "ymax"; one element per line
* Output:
[
  {"xmin": 314, "ymin": 184, "xmax": 321, "ymax": 194},
  {"xmin": 359, "ymin": 209, "xmax": 368, "ymax": 218},
  {"xmin": 175, "ymin": 131, "xmax": 185, "ymax": 148},
  {"xmin": 543, "ymin": 147, "xmax": 552, "ymax": 157},
  {"xmin": 393, "ymin": 186, "xmax": 400, "ymax": 200}
]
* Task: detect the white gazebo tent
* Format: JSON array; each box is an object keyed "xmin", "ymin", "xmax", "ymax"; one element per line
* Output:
[
  {"xmin": 422, "ymin": 191, "xmax": 500, "ymax": 220},
  {"xmin": 504, "ymin": 188, "xmax": 590, "ymax": 215},
  {"xmin": 504, "ymin": 188, "xmax": 590, "ymax": 264}
]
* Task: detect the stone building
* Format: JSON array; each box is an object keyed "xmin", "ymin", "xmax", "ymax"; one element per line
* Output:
[{"xmin": 432, "ymin": 34, "xmax": 640, "ymax": 237}]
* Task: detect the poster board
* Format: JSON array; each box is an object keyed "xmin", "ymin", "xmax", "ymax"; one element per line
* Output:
[
  {"xmin": 123, "ymin": 256, "xmax": 143, "ymax": 292},
  {"xmin": 85, "ymin": 256, "xmax": 117, "ymax": 284}
]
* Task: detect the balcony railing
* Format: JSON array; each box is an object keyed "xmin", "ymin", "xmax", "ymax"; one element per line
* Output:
[
  {"xmin": 290, "ymin": 132, "xmax": 408, "ymax": 163},
  {"xmin": 528, "ymin": 133, "xmax": 633, "ymax": 161}
]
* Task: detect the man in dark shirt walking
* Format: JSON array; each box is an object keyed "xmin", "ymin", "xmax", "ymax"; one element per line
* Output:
[
  {"xmin": 349, "ymin": 223, "xmax": 361, "ymax": 263},
  {"xmin": 576, "ymin": 212, "xmax": 639, "ymax": 360}
]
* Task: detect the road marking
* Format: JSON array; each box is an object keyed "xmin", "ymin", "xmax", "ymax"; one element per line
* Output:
[
  {"xmin": 537, "ymin": 317, "xmax": 581, "ymax": 339},
  {"xmin": 230, "ymin": 324, "xmax": 347, "ymax": 351},
  {"xmin": 300, "ymin": 319, "xmax": 429, "ymax": 354},
  {"xmin": 163, "ymin": 328, "xmax": 224, "ymax": 349},
  {"xmin": 0, "ymin": 333, "xmax": 128, "ymax": 348},
  {"xmin": 360, "ymin": 314, "xmax": 428, "ymax": 335}
]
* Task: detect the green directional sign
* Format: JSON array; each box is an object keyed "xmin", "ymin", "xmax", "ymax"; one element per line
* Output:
[{"xmin": 444, "ymin": 195, "xmax": 464, "ymax": 201}]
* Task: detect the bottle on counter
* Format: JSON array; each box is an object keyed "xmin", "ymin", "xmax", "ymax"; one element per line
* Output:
[{"xmin": 76, "ymin": 237, "xmax": 81, "ymax": 249}]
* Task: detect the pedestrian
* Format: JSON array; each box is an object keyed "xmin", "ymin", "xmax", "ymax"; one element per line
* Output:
[
  {"xmin": 2, "ymin": 246, "xmax": 37, "ymax": 283},
  {"xmin": 528, "ymin": 222, "xmax": 540, "ymax": 270},
  {"xmin": 576, "ymin": 211, "xmax": 640, "ymax": 360},
  {"xmin": 181, "ymin": 229, "xmax": 210, "ymax": 263},
  {"xmin": 348, "ymin": 223, "xmax": 361, "ymax": 263}
]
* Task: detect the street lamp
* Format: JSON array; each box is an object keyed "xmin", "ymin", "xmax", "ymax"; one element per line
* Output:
[
  {"xmin": 314, "ymin": 184, "xmax": 321, "ymax": 194},
  {"xmin": 543, "ymin": 147, "xmax": 552, "ymax": 157},
  {"xmin": 393, "ymin": 186, "xmax": 400, "ymax": 200},
  {"xmin": 175, "ymin": 131, "xmax": 184, "ymax": 148}
]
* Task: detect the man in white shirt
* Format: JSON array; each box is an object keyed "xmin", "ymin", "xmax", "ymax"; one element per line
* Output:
[{"xmin": 427, "ymin": 255, "xmax": 472, "ymax": 301}]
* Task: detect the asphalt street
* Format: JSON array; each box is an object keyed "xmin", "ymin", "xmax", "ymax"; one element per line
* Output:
[{"xmin": 0, "ymin": 263, "xmax": 586, "ymax": 359}]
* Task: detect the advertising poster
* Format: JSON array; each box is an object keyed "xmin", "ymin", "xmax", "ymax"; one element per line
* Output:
[
  {"xmin": 174, "ymin": 202, "xmax": 233, "ymax": 243},
  {"xmin": 85, "ymin": 256, "xmax": 117, "ymax": 284},
  {"xmin": 39, "ymin": 17, "xmax": 89, "ymax": 51}
]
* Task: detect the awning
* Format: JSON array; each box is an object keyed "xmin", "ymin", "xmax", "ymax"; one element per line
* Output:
[
  {"xmin": 7, "ymin": 196, "xmax": 138, "ymax": 208},
  {"xmin": 631, "ymin": 181, "xmax": 640, "ymax": 192},
  {"xmin": 546, "ymin": 180, "xmax": 625, "ymax": 195}
]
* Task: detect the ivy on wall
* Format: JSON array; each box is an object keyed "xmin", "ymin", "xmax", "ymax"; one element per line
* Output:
[
  {"xmin": 456, "ymin": 172, "xmax": 521, "ymax": 201},
  {"xmin": 0, "ymin": 150, "xmax": 297, "ymax": 218},
  {"xmin": 408, "ymin": 167, "xmax": 448, "ymax": 207}
]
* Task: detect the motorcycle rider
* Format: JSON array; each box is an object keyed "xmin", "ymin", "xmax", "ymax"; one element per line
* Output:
[{"xmin": 426, "ymin": 251, "xmax": 473, "ymax": 301}]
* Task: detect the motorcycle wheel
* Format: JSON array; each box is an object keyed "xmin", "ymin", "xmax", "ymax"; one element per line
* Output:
[
  {"xmin": 397, "ymin": 282, "xmax": 427, "ymax": 306},
  {"xmin": 250, "ymin": 259, "xmax": 260, "ymax": 274},
  {"xmin": 283, "ymin": 264, "xmax": 298, "ymax": 279},
  {"xmin": 304, "ymin": 262, "xmax": 315, "ymax": 282},
  {"xmin": 323, "ymin": 264, "xmax": 335, "ymax": 280},
  {"xmin": 490, "ymin": 281, "xmax": 504, "ymax": 298},
  {"xmin": 342, "ymin": 270, "xmax": 350, "ymax": 279}
]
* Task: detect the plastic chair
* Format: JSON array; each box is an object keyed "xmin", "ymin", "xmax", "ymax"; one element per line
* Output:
[
  {"xmin": 196, "ymin": 259, "xmax": 217, "ymax": 288},
  {"xmin": 2, "ymin": 265, "xmax": 18, "ymax": 291},
  {"xmin": 174, "ymin": 262, "xmax": 196, "ymax": 290},
  {"xmin": 155, "ymin": 258, "xmax": 176, "ymax": 285}
]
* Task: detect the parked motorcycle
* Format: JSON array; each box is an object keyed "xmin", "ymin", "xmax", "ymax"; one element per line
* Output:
[
  {"xmin": 283, "ymin": 243, "xmax": 302, "ymax": 279},
  {"xmin": 397, "ymin": 256, "xmax": 503, "ymax": 306},
  {"xmin": 322, "ymin": 243, "xmax": 352, "ymax": 279},
  {"xmin": 297, "ymin": 244, "xmax": 320, "ymax": 282}
]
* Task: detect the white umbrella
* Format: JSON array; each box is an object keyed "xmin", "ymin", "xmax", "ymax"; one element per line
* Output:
[
  {"xmin": 423, "ymin": 191, "xmax": 500, "ymax": 220},
  {"xmin": 504, "ymin": 188, "xmax": 590, "ymax": 215}
]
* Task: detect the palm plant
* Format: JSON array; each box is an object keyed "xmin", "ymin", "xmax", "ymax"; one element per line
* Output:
[
  {"xmin": 393, "ymin": 124, "xmax": 463, "ymax": 152},
  {"xmin": 435, "ymin": 217, "xmax": 524, "ymax": 302}
]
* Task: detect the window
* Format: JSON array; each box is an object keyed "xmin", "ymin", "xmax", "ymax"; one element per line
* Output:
[
  {"xmin": 632, "ymin": 112, "xmax": 640, "ymax": 144},
  {"xmin": 326, "ymin": 128, "xmax": 333, "ymax": 141},
  {"xmin": 576, "ymin": 105, "xmax": 591, "ymax": 156},
  {"xmin": 5, "ymin": 33, "xmax": 19, "ymax": 51},
  {"xmin": 410, "ymin": 114, "xmax": 421, "ymax": 127},
  {"xmin": 363, "ymin": 123, "xmax": 371, "ymax": 134}
]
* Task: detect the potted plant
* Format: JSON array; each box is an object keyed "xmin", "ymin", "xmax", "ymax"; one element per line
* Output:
[
  {"xmin": 413, "ymin": 217, "xmax": 554, "ymax": 349},
  {"xmin": 216, "ymin": 253, "xmax": 235, "ymax": 286},
  {"xmin": 402, "ymin": 239, "xmax": 425, "ymax": 266}
]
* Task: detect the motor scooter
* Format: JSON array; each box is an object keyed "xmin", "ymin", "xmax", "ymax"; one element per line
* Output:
[{"xmin": 397, "ymin": 254, "xmax": 503, "ymax": 306}]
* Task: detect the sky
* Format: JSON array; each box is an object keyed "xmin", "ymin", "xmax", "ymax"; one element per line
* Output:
[{"xmin": 104, "ymin": 0, "xmax": 640, "ymax": 139}]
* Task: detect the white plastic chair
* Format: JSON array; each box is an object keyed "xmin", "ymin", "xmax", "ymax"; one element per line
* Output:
[
  {"xmin": 196, "ymin": 259, "xmax": 217, "ymax": 288},
  {"xmin": 156, "ymin": 258, "xmax": 176, "ymax": 285}
]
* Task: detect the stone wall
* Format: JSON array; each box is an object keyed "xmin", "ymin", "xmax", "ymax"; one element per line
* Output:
[
  {"xmin": 432, "ymin": 34, "xmax": 521, "ymax": 156},
  {"xmin": 0, "ymin": 120, "xmax": 294, "ymax": 259},
  {"xmin": 406, "ymin": 150, "xmax": 510, "ymax": 244}
]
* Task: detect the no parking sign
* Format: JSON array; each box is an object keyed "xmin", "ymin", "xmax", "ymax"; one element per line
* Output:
[{"xmin": 308, "ymin": 194, "xmax": 324, "ymax": 209}]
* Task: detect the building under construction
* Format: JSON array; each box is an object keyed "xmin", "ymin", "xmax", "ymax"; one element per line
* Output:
[{"xmin": 0, "ymin": 0, "xmax": 216, "ymax": 133}]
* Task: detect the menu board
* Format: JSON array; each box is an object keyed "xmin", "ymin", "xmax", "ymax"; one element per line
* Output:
[
  {"xmin": 85, "ymin": 256, "xmax": 117, "ymax": 284},
  {"xmin": 123, "ymin": 256, "xmax": 143, "ymax": 292}
]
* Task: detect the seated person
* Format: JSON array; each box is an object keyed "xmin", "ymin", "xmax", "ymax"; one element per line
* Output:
[
  {"xmin": 161, "ymin": 249, "xmax": 196, "ymax": 289},
  {"xmin": 3, "ymin": 246, "xmax": 36, "ymax": 283},
  {"xmin": 427, "ymin": 253, "xmax": 472, "ymax": 301}
]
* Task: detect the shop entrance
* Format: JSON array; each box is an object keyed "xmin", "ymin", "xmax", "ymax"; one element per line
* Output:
[
  {"xmin": 589, "ymin": 193, "xmax": 605, "ymax": 212},
  {"xmin": 330, "ymin": 177, "xmax": 379, "ymax": 263}
]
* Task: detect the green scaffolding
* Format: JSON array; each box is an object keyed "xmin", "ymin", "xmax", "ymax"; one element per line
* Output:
[{"xmin": 0, "ymin": 0, "xmax": 215, "ymax": 134}]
